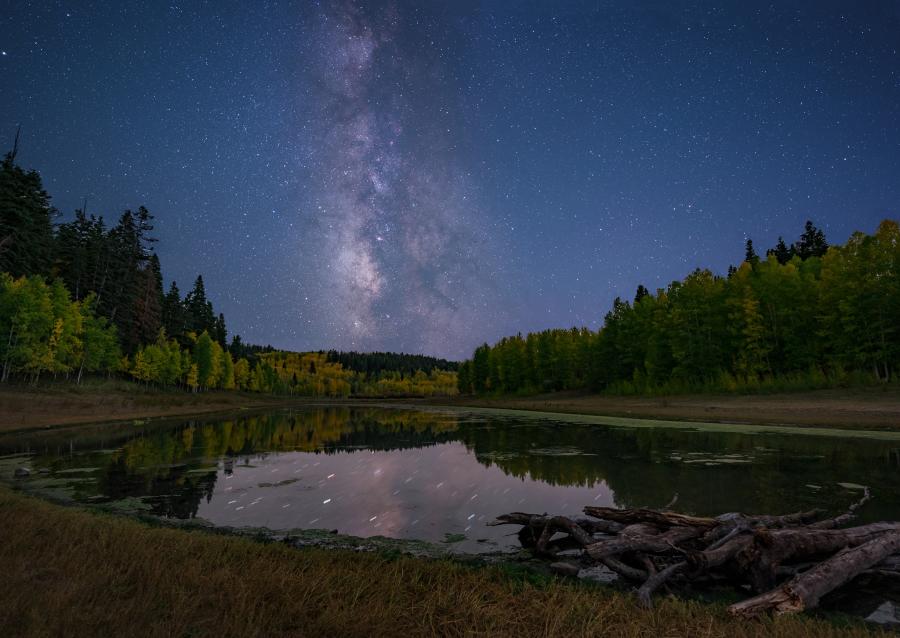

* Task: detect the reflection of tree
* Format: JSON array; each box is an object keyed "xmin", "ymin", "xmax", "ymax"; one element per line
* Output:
[
  {"xmin": 56, "ymin": 408, "xmax": 463, "ymax": 519},
  {"xmin": 20, "ymin": 408, "xmax": 900, "ymax": 525},
  {"xmin": 97, "ymin": 455, "xmax": 218, "ymax": 518},
  {"xmin": 458, "ymin": 419, "xmax": 900, "ymax": 522}
]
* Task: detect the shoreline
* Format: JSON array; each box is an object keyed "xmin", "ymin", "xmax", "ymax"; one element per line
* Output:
[
  {"xmin": 433, "ymin": 386, "xmax": 900, "ymax": 431},
  {"xmin": 0, "ymin": 385, "xmax": 894, "ymax": 635},
  {"xmin": 0, "ymin": 382, "xmax": 370, "ymax": 434},
  {"xmin": 2, "ymin": 382, "xmax": 900, "ymax": 435},
  {"xmin": 0, "ymin": 485, "xmax": 877, "ymax": 637}
]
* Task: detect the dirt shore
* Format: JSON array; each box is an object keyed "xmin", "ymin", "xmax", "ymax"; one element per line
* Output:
[
  {"xmin": 437, "ymin": 386, "xmax": 900, "ymax": 430},
  {"xmin": 0, "ymin": 381, "xmax": 320, "ymax": 433},
  {"xmin": 3, "ymin": 382, "xmax": 900, "ymax": 435}
]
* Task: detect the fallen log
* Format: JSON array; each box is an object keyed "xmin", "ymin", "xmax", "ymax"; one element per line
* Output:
[
  {"xmin": 583, "ymin": 506, "xmax": 717, "ymax": 529},
  {"xmin": 493, "ymin": 487, "xmax": 899, "ymax": 617},
  {"xmin": 586, "ymin": 524, "xmax": 703, "ymax": 560},
  {"xmin": 729, "ymin": 531, "xmax": 900, "ymax": 617}
]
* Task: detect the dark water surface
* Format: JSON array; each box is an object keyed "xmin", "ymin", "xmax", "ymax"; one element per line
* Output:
[{"xmin": 3, "ymin": 406, "xmax": 900, "ymax": 554}]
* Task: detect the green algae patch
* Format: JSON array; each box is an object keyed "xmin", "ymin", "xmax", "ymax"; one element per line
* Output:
[{"xmin": 426, "ymin": 405, "xmax": 900, "ymax": 441}]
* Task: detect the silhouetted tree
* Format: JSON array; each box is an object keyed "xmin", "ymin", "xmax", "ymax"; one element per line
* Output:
[
  {"xmin": 745, "ymin": 239, "xmax": 759, "ymax": 264},
  {"xmin": 0, "ymin": 132, "xmax": 55, "ymax": 278},
  {"xmin": 768, "ymin": 237, "xmax": 793, "ymax": 265},
  {"xmin": 634, "ymin": 284, "xmax": 649, "ymax": 304},
  {"xmin": 795, "ymin": 220, "xmax": 828, "ymax": 259}
]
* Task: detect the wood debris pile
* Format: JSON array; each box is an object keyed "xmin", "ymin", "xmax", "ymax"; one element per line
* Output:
[{"xmin": 490, "ymin": 489, "xmax": 900, "ymax": 617}]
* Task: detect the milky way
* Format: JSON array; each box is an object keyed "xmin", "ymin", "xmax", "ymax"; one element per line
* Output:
[
  {"xmin": 306, "ymin": 2, "xmax": 502, "ymax": 356},
  {"xmin": 3, "ymin": 1, "xmax": 899, "ymax": 360}
]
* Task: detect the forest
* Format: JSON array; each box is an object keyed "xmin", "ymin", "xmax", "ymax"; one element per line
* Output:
[
  {"xmin": 0, "ymin": 141, "xmax": 456, "ymax": 397},
  {"xmin": 458, "ymin": 219, "xmax": 900, "ymax": 396},
  {"xmin": 325, "ymin": 351, "xmax": 459, "ymax": 375}
]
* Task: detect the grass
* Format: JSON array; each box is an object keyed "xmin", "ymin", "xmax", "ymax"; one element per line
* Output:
[
  {"xmin": 0, "ymin": 486, "xmax": 885, "ymax": 638},
  {"xmin": 0, "ymin": 377, "xmax": 315, "ymax": 433}
]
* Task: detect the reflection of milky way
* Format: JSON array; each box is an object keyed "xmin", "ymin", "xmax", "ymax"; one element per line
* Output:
[
  {"xmin": 309, "ymin": 1, "xmax": 498, "ymax": 357},
  {"xmin": 199, "ymin": 443, "xmax": 614, "ymax": 553}
]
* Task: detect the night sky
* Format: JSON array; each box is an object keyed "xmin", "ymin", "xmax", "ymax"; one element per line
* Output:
[{"xmin": 2, "ymin": 1, "xmax": 899, "ymax": 359}]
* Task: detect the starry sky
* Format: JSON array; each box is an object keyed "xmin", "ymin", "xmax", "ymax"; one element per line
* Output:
[{"xmin": 2, "ymin": 1, "xmax": 899, "ymax": 359}]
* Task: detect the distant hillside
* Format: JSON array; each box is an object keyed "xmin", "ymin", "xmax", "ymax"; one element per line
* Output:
[{"xmin": 324, "ymin": 350, "xmax": 458, "ymax": 375}]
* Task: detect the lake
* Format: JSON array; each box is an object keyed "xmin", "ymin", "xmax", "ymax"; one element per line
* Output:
[{"xmin": 3, "ymin": 405, "xmax": 900, "ymax": 554}]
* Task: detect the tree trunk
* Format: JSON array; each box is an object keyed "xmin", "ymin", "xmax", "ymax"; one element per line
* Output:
[{"xmin": 729, "ymin": 532, "xmax": 900, "ymax": 617}]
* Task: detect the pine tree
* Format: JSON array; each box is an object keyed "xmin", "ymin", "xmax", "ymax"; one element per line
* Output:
[
  {"xmin": 471, "ymin": 344, "xmax": 491, "ymax": 393},
  {"xmin": 0, "ymin": 132, "xmax": 56, "ymax": 278},
  {"xmin": 795, "ymin": 220, "xmax": 828, "ymax": 259},
  {"xmin": 184, "ymin": 275, "xmax": 215, "ymax": 334},
  {"xmin": 744, "ymin": 239, "xmax": 759, "ymax": 265},
  {"xmin": 162, "ymin": 281, "xmax": 186, "ymax": 338},
  {"xmin": 101, "ymin": 208, "xmax": 156, "ymax": 353},
  {"xmin": 213, "ymin": 312, "xmax": 227, "ymax": 347},
  {"xmin": 131, "ymin": 253, "xmax": 163, "ymax": 347},
  {"xmin": 768, "ymin": 237, "xmax": 793, "ymax": 265},
  {"xmin": 634, "ymin": 284, "xmax": 649, "ymax": 304}
]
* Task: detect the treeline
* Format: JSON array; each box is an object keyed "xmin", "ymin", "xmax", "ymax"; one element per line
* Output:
[
  {"xmin": 0, "ymin": 140, "xmax": 457, "ymax": 396},
  {"xmin": 458, "ymin": 219, "xmax": 900, "ymax": 396},
  {"xmin": 261, "ymin": 352, "xmax": 458, "ymax": 397},
  {"xmin": 0, "ymin": 137, "xmax": 259, "ymax": 387},
  {"xmin": 324, "ymin": 350, "xmax": 458, "ymax": 376}
]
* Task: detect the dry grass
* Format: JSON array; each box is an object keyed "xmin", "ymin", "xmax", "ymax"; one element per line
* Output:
[
  {"xmin": 6, "ymin": 379, "xmax": 900, "ymax": 435},
  {"xmin": 0, "ymin": 379, "xmax": 313, "ymax": 432},
  {"xmin": 0, "ymin": 487, "xmax": 883, "ymax": 638}
]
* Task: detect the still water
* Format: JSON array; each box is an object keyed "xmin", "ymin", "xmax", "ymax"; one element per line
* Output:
[{"xmin": 3, "ymin": 406, "xmax": 900, "ymax": 554}]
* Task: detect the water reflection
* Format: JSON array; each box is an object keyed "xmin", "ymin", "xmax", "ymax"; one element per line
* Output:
[{"xmin": 3, "ymin": 406, "xmax": 900, "ymax": 552}]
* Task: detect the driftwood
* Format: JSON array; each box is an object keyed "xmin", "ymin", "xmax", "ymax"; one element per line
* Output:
[{"xmin": 490, "ymin": 487, "xmax": 900, "ymax": 617}]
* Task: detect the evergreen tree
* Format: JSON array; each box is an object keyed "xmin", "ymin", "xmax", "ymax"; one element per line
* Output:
[
  {"xmin": 456, "ymin": 360, "xmax": 472, "ymax": 394},
  {"xmin": 213, "ymin": 312, "xmax": 227, "ymax": 347},
  {"xmin": 184, "ymin": 275, "xmax": 215, "ymax": 334},
  {"xmin": 0, "ymin": 134, "xmax": 56, "ymax": 278},
  {"xmin": 162, "ymin": 281, "xmax": 186, "ymax": 338},
  {"xmin": 795, "ymin": 219, "xmax": 828, "ymax": 259},
  {"xmin": 634, "ymin": 284, "xmax": 649, "ymax": 304},
  {"xmin": 768, "ymin": 237, "xmax": 793, "ymax": 265},
  {"xmin": 471, "ymin": 344, "xmax": 490, "ymax": 393},
  {"xmin": 744, "ymin": 239, "xmax": 759, "ymax": 265},
  {"xmin": 100, "ymin": 207, "xmax": 157, "ymax": 352},
  {"xmin": 131, "ymin": 253, "xmax": 163, "ymax": 347}
]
